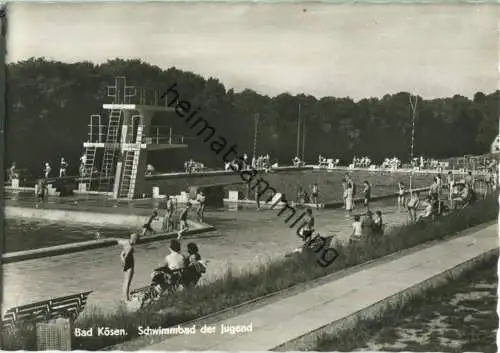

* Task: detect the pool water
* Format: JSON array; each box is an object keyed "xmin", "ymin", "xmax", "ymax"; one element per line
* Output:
[{"xmin": 4, "ymin": 220, "xmax": 127, "ymax": 253}]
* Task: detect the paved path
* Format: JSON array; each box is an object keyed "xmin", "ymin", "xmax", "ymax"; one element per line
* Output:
[
  {"xmin": 143, "ymin": 223, "xmax": 498, "ymax": 351},
  {"xmin": 3, "ymin": 199, "xmax": 407, "ymax": 313}
]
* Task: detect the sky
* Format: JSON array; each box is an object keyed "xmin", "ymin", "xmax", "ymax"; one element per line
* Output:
[{"xmin": 6, "ymin": 2, "xmax": 499, "ymax": 100}]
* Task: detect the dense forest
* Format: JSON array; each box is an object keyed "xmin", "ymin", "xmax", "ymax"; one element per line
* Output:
[{"xmin": 5, "ymin": 58, "xmax": 499, "ymax": 178}]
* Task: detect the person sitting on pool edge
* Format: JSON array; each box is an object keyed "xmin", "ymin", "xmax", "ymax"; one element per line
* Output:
[
  {"xmin": 417, "ymin": 196, "xmax": 434, "ymax": 223},
  {"xmin": 299, "ymin": 208, "xmax": 315, "ymax": 238}
]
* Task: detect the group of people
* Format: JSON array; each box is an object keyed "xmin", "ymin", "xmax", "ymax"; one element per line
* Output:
[
  {"xmin": 38, "ymin": 158, "xmax": 69, "ymax": 179},
  {"xmin": 342, "ymin": 174, "xmax": 372, "ymax": 215},
  {"xmin": 295, "ymin": 173, "xmax": 374, "ymax": 215},
  {"xmin": 351, "ymin": 210, "xmax": 385, "ymax": 241},
  {"xmin": 121, "ymin": 190, "xmax": 209, "ymax": 303},
  {"xmin": 411, "ymin": 156, "xmax": 448, "ymax": 170},
  {"xmin": 380, "ymin": 157, "xmax": 402, "ymax": 170},
  {"xmin": 28, "ymin": 158, "xmax": 70, "ymax": 200},
  {"xmin": 292, "ymin": 156, "xmax": 305, "ymax": 167},
  {"xmin": 296, "ymin": 182, "xmax": 320, "ymax": 208},
  {"xmin": 399, "ymin": 168, "xmax": 496, "ymax": 224},
  {"xmin": 351, "ymin": 156, "xmax": 372, "ymax": 168},
  {"xmin": 9, "ymin": 158, "xmax": 68, "ymax": 186},
  {"xmin": 140, "ymin": 190, "xmax": 206, "ymax": 239},
  {"xmin": 317, "ymin": 155, "xmax": 340, "ymax": 169},
  {"xmin": 223, "ymin": 153, "xmax": 275, "ymax": 173},
  {"xmin": 121, "ymin": 235, "xmax": 206, "ymax": 303},
  {"xmin": 184, "ymin": 159, "xmax": 206, "ymax": 174},
  {"xmin": 254, "ymin": 154, "xmax": 274, "ymax": 170}
]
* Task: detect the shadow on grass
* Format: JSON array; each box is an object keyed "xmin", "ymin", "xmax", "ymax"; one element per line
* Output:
[{"xmin": 1, "ymin": 195, "xmax": 497, "ymax": 350}]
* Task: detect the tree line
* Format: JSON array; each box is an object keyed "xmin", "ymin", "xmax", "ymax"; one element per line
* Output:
[{"xmin": 5, "ymin": 58, "xmax": 499, "ymax": 178}]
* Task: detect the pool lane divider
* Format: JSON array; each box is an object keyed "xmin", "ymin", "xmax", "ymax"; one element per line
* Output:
[{"xmin": 1, "ymin": 224, "xmax": 216, "ymax": 264}]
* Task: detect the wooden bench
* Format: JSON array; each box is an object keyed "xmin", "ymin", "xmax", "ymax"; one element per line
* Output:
[{"xmin": 2, "ymin": 291, "xmax": 92, "ymax": 329}]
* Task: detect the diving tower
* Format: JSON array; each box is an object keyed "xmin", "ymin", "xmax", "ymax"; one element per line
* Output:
[{"xmin": 80, "ymin": 76, "xmax": 187, "ymax": 200}]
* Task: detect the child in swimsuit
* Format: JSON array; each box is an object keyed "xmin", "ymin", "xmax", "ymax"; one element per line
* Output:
[
  {"xmin": 363, "ymin": 181, "xmax": 371, "ymax": 211},
  {"xmin": 177, "ymin": 202, "xmax": 192, "ymax": 240},
  {"xmin": 141, "ymin": 210, "xmax": 158, "ymax": 237},
  {"xmin": 398, "ymin": 182, "xmax": 405, "ymax": 209},
  {"xmin": 196, "ymin": 191, "xmax": 206, "ymax": 223},
  {"xmin": 311, "ymin": 183, "xmax": 319, "ymax": 208},
  {"xmin": 163, "ymin": 197, "xmax": 174, "ymax": 232},
  {"xmin": 351, "ymin": 215, "xmax": 362, "ymax": 242}
]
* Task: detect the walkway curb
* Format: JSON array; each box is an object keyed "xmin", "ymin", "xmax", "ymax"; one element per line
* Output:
[
  {"xmin": 134, "ymin": 224, "xmax": 216, "ymax": 245},
  {"xmin": 272, "ymin": 247, "xmax": 498, "ymax": 351},
  {"xmin": 1, "ymin": 239, "xmax": 118, "ymax": 264}
]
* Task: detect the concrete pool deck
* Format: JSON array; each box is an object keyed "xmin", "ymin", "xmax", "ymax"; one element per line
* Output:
[{"xmin": 142, "ymin": 222, "xmax": 498, "ymax": 351}]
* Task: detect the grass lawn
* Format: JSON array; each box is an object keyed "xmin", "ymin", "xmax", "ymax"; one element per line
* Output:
[{"xmin": 313, "ymin": 253, "xmax": 498, "ymax": 352}]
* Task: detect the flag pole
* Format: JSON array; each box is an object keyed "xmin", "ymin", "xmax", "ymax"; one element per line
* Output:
[
  {"xmin": 296, "ymin": 103, "xmax": 301, "ymax": 160},
  {"xmin": 409, "ymin": 95, "xmax": 418, "ymax": 195}
]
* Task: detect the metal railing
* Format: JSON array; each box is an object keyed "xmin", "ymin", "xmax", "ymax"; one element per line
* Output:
[
  {"xmin": 104, "ymin": 87, "xmax": 173, "ymax": 107},
  {"xmin": 87, "ymin": 123, "xmax": 185, "ymax": 145},
  {"xmin": 143, "ymin": 128, "xmax": 184, "ymax": 145}
]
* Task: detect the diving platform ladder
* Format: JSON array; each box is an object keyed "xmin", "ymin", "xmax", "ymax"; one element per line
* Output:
[
  {"xmin": 98, "ymin": 109, "xmax": 122, "ymax": 191},
  {"xmin": 81, "ymin": 147, "xmax": 97, "ymax": 189},
  {"xmin": 81, "ymin": 115, "xmax": 101, "ymax": 191},
  {"xmin": 118, "ymin": 116, "xmax": 144, "ymax": 199}
]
